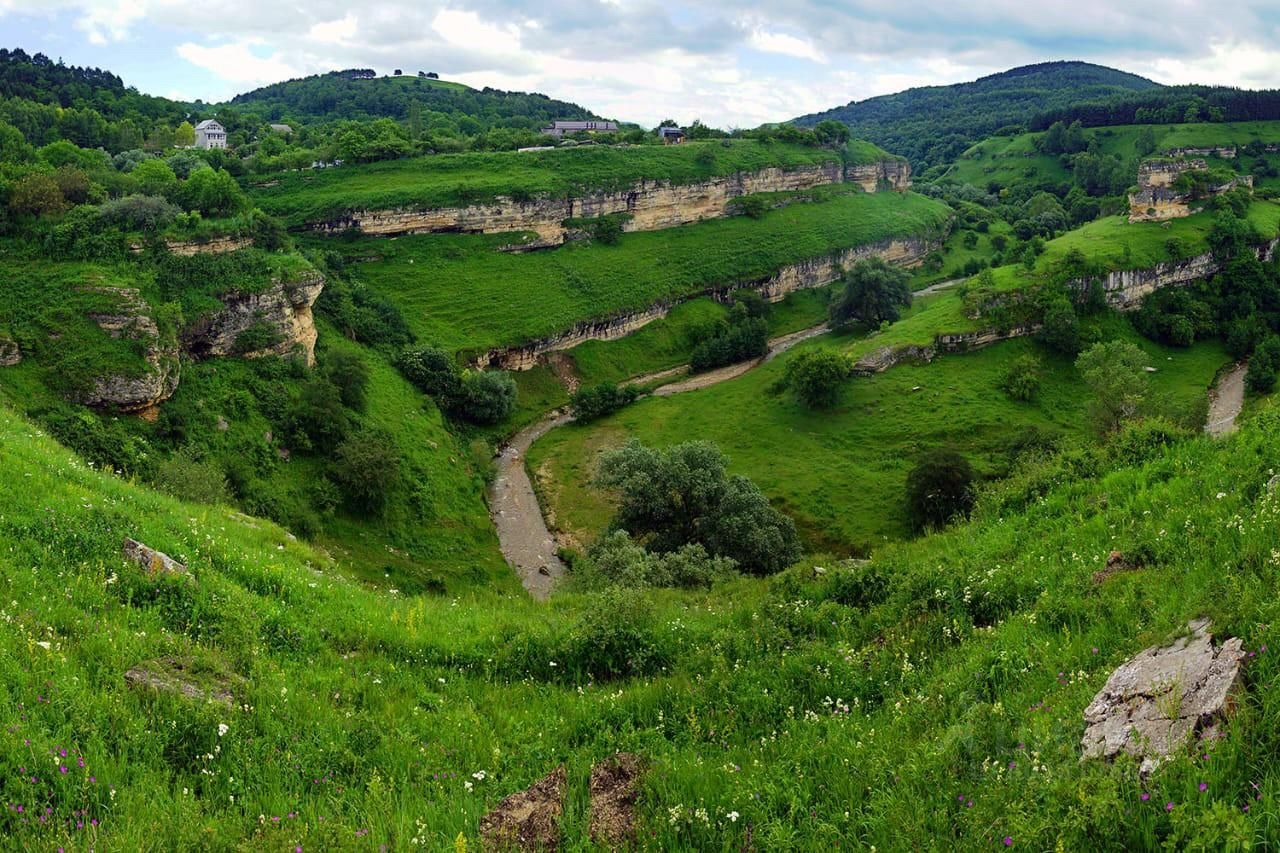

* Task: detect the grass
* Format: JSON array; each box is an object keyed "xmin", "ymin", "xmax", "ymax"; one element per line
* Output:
[
  {"xmin": 948, "ymin": 120, "xmax": 1280, "ymax": 190},
  {"xmin": 319, "ymin": 189, "xmax": 952, "ymax": 357},
  {"xmin": 250, "ymin": 140, "xmax": 850, "ymax": 226},
  {"xmin": 529, "ymin": 313, "xmax": 1228, "ymax": 553},
  {"xmin": 4, "ymin": 374, "xmax": 1280, "ymax": 848}
]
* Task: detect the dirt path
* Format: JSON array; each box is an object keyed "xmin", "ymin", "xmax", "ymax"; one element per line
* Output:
[
  {"xmin": 490, "ymin": 321, "xmax": 830, "ymax": 597},
  {"xmin": 1205, "ymin": 362, "xmax": 1247, "ymax": 437},
  {"xmin": 915, "ymin": 277, "xmax": 965, "ymax": 297}
]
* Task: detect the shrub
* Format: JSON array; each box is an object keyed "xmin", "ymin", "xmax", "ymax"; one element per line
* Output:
[
  {"xmin": 689, "ymin": 313, "xmax": 767, "ymax": 372},
  {"xmin": 180, "ymin": 168, "xmax": 246, "ymax": 217},
  {"xmin": 330, "ymin": 430, "xmax": 402, "ymax": 514},
  {"xmin": 231, "ymin": 321, "xmax": 283, "ymax": 355},
  {"xmin": 1037, "ymin": 295, "xmax": 1080, "ymax": 355},
  {"xmin": 132, "ymin": 158, "xmax": 178, "ymax": 197},
  {"xmin": 1000, "ymin": 354, "xmax": 1041, "ymax": 401},
  {"xmin": 324, "ymin": 350, "xmax": 370, "ymax": 412},
  {"xmin": 149, "ymin": 448, "xmax": 231, "ymax": 505},
  {"xmin": 396, "ymin": 346, "xmax": 460, "ymax": 400},
  {"xmin": 905, "ymin": 449, "xmax": 975, "ymax": 532},
  {"xmin": 98, "ymin": 194, "xmax": 181, "ymax": 232},
  {"xmin": 1107, "ymin": 417, "xmax": 1190, "ymax": 466},
  {"xmin": 570, "ymin": 382, "xmax": 641, "ymax": 421},
  {"xmin": 575, "ymin": 530, "xmax": 735, "ymax": 590},
  {"xmin": 456, "ymin": 370, "xmax": 517, "ymax": 424},
  {"xmin": 8, "ymin": 173, "xmax": 67, "ymax": 217},
  {"xmin": 730, "ymin": 194, "xmax": 770, "ymax": 219},
  {"xmin": 785, "ymin": 348, "xmax": 849, "ymax": 408},
  {"xmin": 1247, "ymin": 336, "xmax": 1280, "ymax": 394},
  {"xmin": 565, "ymin": 587, "xmax": 669, "ymax": 680}
]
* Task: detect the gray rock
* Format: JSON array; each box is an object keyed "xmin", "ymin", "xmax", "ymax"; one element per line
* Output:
[
  {"xmin": 1267, "ymin": 474, "xmax": 1280, "ymax": 496},
  {"xmin": 124, "ymin": 657, "xmax": 234, "ymax": 707},
  {"xmin": 122, "ymin": 538, "xmax": 189, "ymax": 579},
  {"xmin": 1081, "ymin": 619, "xmax": 1245, "ymax": 774},
  {"xmin": 0, "ymin": 336, "xmax": 19, "ymax": 367},
  {"xmin": 81, "ymin": 287, "xmax": 180, "ymax": 413}
]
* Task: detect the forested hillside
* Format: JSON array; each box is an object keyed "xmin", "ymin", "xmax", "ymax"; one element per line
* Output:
[{"xmin": 794, "ymin": 61, "xmax": 1160, "ymax": 171}]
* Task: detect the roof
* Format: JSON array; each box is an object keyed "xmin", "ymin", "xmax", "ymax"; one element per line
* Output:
[
  {"xmin": 195, "ymin": 119, "xmax": 223, "ymax": 130},
  {"xmin": 545, "ymin": 120, "xmax": 618, "ymax": 130},
  {"xmin": 659, "ymin": 127, "xmax": 685, "ymax": 136},
  {"xmin": 269, "ymin": 123, "xmax": 293, "ymax": 132}
]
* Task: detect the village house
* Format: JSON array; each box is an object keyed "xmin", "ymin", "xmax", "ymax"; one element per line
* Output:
[
  {"xmin": 269, "ymin": 123, "xmax": 293, "ymax": 135},
  {"xmin": 539, "ymin": 120, "xmax": 619, "ymax": 139},
  {"xmin": 194, "ymin": 119, "xmax": 227, "ymax": 150},
  {"xmin": 659, "ymin": 126, "xmax": 686, "ymax": 145}
]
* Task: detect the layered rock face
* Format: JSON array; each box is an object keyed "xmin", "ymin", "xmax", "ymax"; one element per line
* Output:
[
  {"xmin": 314, "ymin": 158, "xmax": 911, "ymax": 242},
  {"xmin": 183, "ymin": 271, "xmax": 325, "ymax": 367},
  {"xmin": 1129, "ymin": 158, "xmax": 1253, "ymax": 222},
  {"xmin": 81, "ymin": 287, "xmax": 181, "ymax": 414},
  {"xmin": 165, "ymin": 235, "xmax": 254, "ymax": 256},
  {"xmin": 845, "ymin": 158, "xmax": 911, "ymax": 192},
  {"xmin": 850, "ymin": 326, "xmax": 1038, "ymax": 376},
  {"xmin": 477, "ymin": 235, "xmax": 937, "ymax": 370}
]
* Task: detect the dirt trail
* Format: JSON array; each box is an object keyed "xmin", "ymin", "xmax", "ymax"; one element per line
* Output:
[
  {"xmin": 490, "ymin": 321, "xmax": 830, "ymax": 597},
  {"xmin": 915, "ymin": 277, "xmax": 965, "ymax": 297},
  {"xmin": 1204, "ymin": 362, "xmax": 1247, "ymax": 438}
]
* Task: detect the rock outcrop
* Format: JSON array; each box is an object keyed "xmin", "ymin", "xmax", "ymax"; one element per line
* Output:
[
  {"xmin": 1129, "ymin": 158, "xmax": 1252, "ymax": 222},
  {"xmin": 479, "ymin": 766, "xmax": 566, "ymax": 851},
  {"xmin": 850, "ymin": 326, "xmax": 1039, "ymax": 376},
  {"xmin": 124, "ymin": 657, "xmax": 235, "ymax": 707},
  {"xmin": 165, "ymin": 235, "xmax": 254, "ymax": 256},
  {"xmin": 313, "ymin": 158, "xmax": 911, "ymax": 242},
  {"xmin": 184, "ymin": 270, "xmax": 325, "ymax": 367},
  {"xmin": 122, "ymin": 538, "xmax": 190, "ymax": 579},
  {"xmin": 1082, "ymin": 620, "xmax": 1245, "ymax": 774},
  {"xmin": 0, "ymin": 335, "xmax": 19, "ymax": 367},
  {"xmin": 477, "ymin": 235, "xmax": 938, "ymax": 369},
  {"xmin": 80, "ymin": 287, "xmax": 181, "ymax": 414}
]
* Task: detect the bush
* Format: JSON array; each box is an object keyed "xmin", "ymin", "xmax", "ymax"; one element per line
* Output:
[
  {"xmin": 1107, "ymin": 418, "xmax": 1189, "ymax": 466},
  {"xmin": 1076, "ymin": 340, "xmax": 1150, "ymax": 433},
  {"xmin": 905, "ymin": 450, "xmax": 975, "ymax": 532},
  {"xmin": 689, "ymin": 312, "xmax": 768, "ymax": 372},
  {"xmin": 396, "ymin": 346, "xmax": 460, "ymax": 400},
  {"xmin": 1247, "ymin": 336, "xmax": 1280, "ymax": 394},
  {"xmin": 565, "ymin": 587, "xmax": 670, "ymax": 680},
  {"xmin": 785, "ymin": 348, "xmax": 849, "ymax": 408},
  {"xmin": 830, "ymin": 257, "xmax": 912, "ymax": 328},
  {"xmin": 575, "ymin": 531, "xmax": 735, "ymax": 590},
  {"xmin": 1037, "ymin": 295, "xmax": 1080, "ymax": 355},
  {"xmin": 149, "ymin": 448, "xmax": 231, "ymax": 505},
  {"xmin": 570, "ymin": 382, "xmax": 641, "ymax": 421},
  {"xmin": 330, "ymin": 430, "xmax": 402, "ymax": 514},
  {"xmin": 730, "ymin": 194, "xmax": 770, "ymax": 219},
  {"xmin": 455, "ymin": 370, "xmax": 517, "ymax": 424},
  {"xmin": 325, "ymin": 349, "xmax": 370, "ymax": 412},
  {"xmin": 1000, "ymin": 354, "xmax": 1041, "ymax": 401},
  {"xmin": 98, "ymin": 194, "xmax": 181, "ymax": 233}
]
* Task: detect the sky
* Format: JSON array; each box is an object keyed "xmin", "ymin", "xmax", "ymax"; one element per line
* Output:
[{"xmin": 2, "ymin": 0, "xmax": 1280, "ymax": 128}]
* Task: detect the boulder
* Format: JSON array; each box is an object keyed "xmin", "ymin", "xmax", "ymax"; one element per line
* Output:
[
  {"xmin": 124, "ymin": 657, "xmax": 234, "ymax": 707},
  {"xmin": 122, "ymin": 538, "xmax": 189, "ymax": 579},
  {"xmin": 589, "ymin": 753, "xmax": 645, "ymax": 848},
  {"xmin": 1081, "ymin": 619, "xmax": 1245, "ymax": 774},
  {"xmin": 480, "ymin": 766, "xmax": 566, "ymax": 851},
  {"xmin": 0, "ymin": 336, "xmax": 19, "ymax": 367}
]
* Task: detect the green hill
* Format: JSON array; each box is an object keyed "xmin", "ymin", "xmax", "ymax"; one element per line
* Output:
[{"xmin": 794, "ymin": 61, "xmax": 1161, "ymax": 171}]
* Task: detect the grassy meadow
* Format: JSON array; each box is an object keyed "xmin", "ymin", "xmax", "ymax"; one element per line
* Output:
[
  {"xmin": 5, "ymin": 385, "xmax": 1280, "ymax": 848},
  {"xmin": 321, "ymin": 188, "xmax": 952, "ymax": 357}
]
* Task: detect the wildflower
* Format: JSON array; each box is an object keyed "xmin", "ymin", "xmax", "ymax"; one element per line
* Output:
[
  {"xmin": 1140, "ymin": 792, "xmax": 1150, "ymax": 802},
  {"xmin": 1199, "ymin": 782, "xmax": 1208, "ymax": 792},
  {"xmin": 1091, "ymin": 647, "xmax": 1099, "ymax": 654},
  {"xmin": 1165, "ymin": 801, "xmax": 1174, "ymax": 812},
  {"xmin": 218, "ymin": 723, "xmax": 229, "ymax": 737},
  {"xmin": 727, "ymin": 811, "xmax": 739, "ymax": 822},
  {"xmin": 1003, "ymin": 837, "xmax": 1013, "ymax": 847}
]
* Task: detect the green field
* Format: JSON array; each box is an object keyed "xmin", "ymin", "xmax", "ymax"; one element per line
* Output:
[
  {"xmin": 529, "ymin": 315, "xmax": 1227, "ymax": 553},
  {"xmin": 948, "ymin": 120, "xmax": 1280, "ymax": 189},
  {"xmin": 250, "ymin": 140, "xmax": 855, "ymax": 226},
  {"xmin": 321, "ymin": 189, "xmax": 952, "ymax": 357}
]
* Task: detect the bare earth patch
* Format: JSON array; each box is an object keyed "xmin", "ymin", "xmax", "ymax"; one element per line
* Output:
[
  {"xmin": 479, "ymin": 766, "xmax": 567, "ymax": 851},
  {"xmin": 589, "ymin": 753, "xmax": 646, "ymax": 848}
]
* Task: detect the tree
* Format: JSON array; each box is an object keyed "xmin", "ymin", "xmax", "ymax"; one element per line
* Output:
[
  {"xmin": 785, "ymin": 348, "xmax": 849, "ymax": 408},
  {"xmin": 1000, "ymin": 354, "xmax": 1042, "ymax": 401},
  {"xmin": 131, "ymin": 157, "xmax": 177, "ymax": 197},
  {"xmin": 905, "ymin": 450, "xmax": 975, "ymax": 532},
  {"xmin": 325, "ymin": 350, "xmax": 370, "ymax": 412},
  {"xmin": 1037, "ymin": 295, "xmax": 1081, "ymax": 355},
  {"xmin": 330, "ymin": 430, "xmax": 401, "ymax": 514},
  {"xmin": 1246, "ymin": 336, "xmax": 1280, "ymax": 394},
  {"xmin": 813, "ymin": 119, "xmax": 850, "ymax": 147},
  {"xmin": 1134, "ymin": 126, "xmax": 1158, "ymax": 156},
  {"xmin": 1076, "ymin": 340, "xmax": 1150, "ymax": 434},
  {"xmin": 174, "ymin": 120, "xmax": 196, "ymax": 148},
  {"xmin": 456, "ymin": 370, "xmax": 516, "ymax": 424},
  {"xmin": 570, "ymin": 383, "xmax": 641, "ymax": 421},
  {"xmin": 829, "ymin": 257, "xmax": 912, "ymax": 329},
  {"xmin": 179, "ymin": 168, "xmax": 245, "ymax": 217},
  {"xmin": 8, "ymin": 173, "xmax": 67, "ymax": 217},
  {"xmin": 596, "ymin": 440, "xmax": 800, "ymax": 575}
]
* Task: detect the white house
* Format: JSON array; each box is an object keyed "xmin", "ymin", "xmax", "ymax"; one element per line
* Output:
[{"xmin": 194, "ymin": 119, "xmax": 227, "ymax": 150}]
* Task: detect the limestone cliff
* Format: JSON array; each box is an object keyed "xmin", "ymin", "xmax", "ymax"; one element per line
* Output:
[
  {"xmin": 80, "ymin": 288, "xmax": 181, "ymax": 414},
  {"xmin": 183, "ymin": 270, "xmax": 325, "ymax": 367},
  {"xmin": 1074, "ymin": 237, "xmax": 1278, "ymax": 310},
  {"xmin": 312, "ymin": 158, "xmax": 911, "ymax": 242},
  {"xmin": 1129, "ymin": 158, "xmax": 1252, "ymax": 222},
  {"xmin": 476, "ymin": 235, "xmax": 937, "ymax": 370},
  {"xmin": 851, "ymin": 326, "xmax": 1038, "ymax": 376}
]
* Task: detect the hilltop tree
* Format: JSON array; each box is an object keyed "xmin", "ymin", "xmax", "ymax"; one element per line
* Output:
[{"xmin": 830, "ymin": 257, "xmax": 912, "ymax": 329}]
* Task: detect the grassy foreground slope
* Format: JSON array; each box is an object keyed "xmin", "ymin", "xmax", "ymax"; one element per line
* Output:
[
  {"xmin": 323, "ymin": 188, "xmax": 952, "ymax": 356},
  {"xmin": 530, "ymin": 314, "xmax": 1227, "ymax": 552},
  {"xmin": 251, "ymin": 140, "xmax": 849, "ymax": 226},
  {"xmin": 4, "ymin": 390, "xmax": 1280, "ymax": 848}
]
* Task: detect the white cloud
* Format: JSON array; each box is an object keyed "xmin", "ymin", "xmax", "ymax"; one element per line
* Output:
[
  {"xmin": 175, "ymin": 40, "xmax": 303, "ymax": 86},
  {"xmin": 748, "ymin": 29, "xmax": 825, "ymax": 63},
  {"xmin": 432, "ymin": 9, "xmax": 522, "ymax": 56},
  {"xmin": 309, "ymin": 14, "xmax": 358, "ymax": 45}
]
